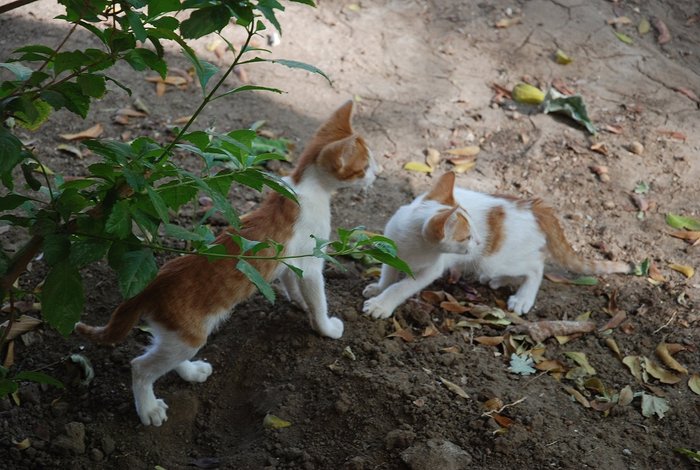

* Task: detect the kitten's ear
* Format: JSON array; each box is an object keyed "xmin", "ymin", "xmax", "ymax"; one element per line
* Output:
[
  {"xmin": 318, "ymin": 134, "xmax": 370, "ymax": 181},
  {"xmin": 425, "ymin": 172, "xmax": 456, "ymax": 206},
  {"xmin": 315, "ymin": 100, "xmax": 354, "ymax": 141},
  {"xmin": 423, "ymin": 207, "xmax": 457, "ymax": 243}
]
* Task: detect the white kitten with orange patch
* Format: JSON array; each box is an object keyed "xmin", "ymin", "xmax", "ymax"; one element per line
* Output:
[
  {"xmin": 76, "ymin": 101, "xmax": 375, "ymax": 426},
  {"xmin": 363, "ymin": 172, "xmax": 630, "ymax": 318}
]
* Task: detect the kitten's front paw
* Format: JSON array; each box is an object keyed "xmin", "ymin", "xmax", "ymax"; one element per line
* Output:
[
  {"xmin": 317, "ymin": 316, "xmax": 344, "ymax": 339},
  {"xmin": 362, "ymin": 282, "xmax": 382, "ymax": 298},
  {"xmin": 177, "ymin": 360, "xmax": 213, "ymax": 383},
  {"xmin": 507, "ymin": 295, "xmax": 534, "ymax": 315},
  {"xmin": 138, "ymin": 398, "xmax": 169, "ymax": 427},
  {"xmin": 363, "ymin": 298, "xmax": 394, "ymax": 320}
]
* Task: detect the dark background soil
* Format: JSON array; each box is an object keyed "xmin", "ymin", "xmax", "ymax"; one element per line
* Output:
[{"xmin": 1, "ymin": 0, "xmax": 699, "ymax": 469}]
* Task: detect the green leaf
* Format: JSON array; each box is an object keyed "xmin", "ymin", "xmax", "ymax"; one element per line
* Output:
[
  {"xmin": 634, "ymin": 258, "xmax": 651, "ymax": 277},
  {"xmin": 666, "ymin": 213, "xmax": 700, "ymax": 230},
  {"xmin": 148, "ymin": 0, "xmax": 182, "ymax": 18},
  {"xmin": 0, "ymin": 62, "xmax": 33, "ymax": 80},
  {"xmin": 237, "ymin": 259, "xmax": 275, "ymax": 302},
  {"xmin": 640, "ymin": 392, "xmax": 669, "ymax": 419},
  {"xmin": 41, "ymin": 261, "xmax": 84, "ymax": 336},
  {"xmin": 14, "ymin": 99, "xmax": 52, "ymax": 131},
  {"xmin": 509, "ymin": 354, "xmax": 536, "ymax": 375},
  {"xmin": 213, "ymin": 84, "xmax": 284, "ymax": 101},
  {"xmin": 0, "ymin": 193, "xmax": 30, "ymax": 211},
  {"xmin": 189, "ymin": 56, "xmax": 218, "ymax": 92},
  {"xmin": 126, "ymin": 9, "xmax": 148, "ymax": 42},
  {"xmin": 614, "ymin": 31, "xmax": 634, "ymax": 45},
  {"xmin": 633, "ymin": 181, "xmax": 650, "ymax": 194},
  {"xmin": 13, "ymin": 371, "xmax": 64, "ymax": 389},
  {"xmin": 0, "ymin": 378, "xmax": 19, "ymax": 396},
  {"xmin": 105, "ymin": 200, "xmax": 132, "ymax": 238},
  {"xmin": 76, "ymin": 73, "xmax": 106, "ymax": 98},
  {"xmin": 290, "ymin": 0, "xmax": 316, "ymax": 5},
  {"xmin": 69, "ymin": 238, "xmax": 111, "ymax": 267},
  {"xmin": 0, "ymin": 127, "xmax": 24, "ymax": 178},
  {"xmin": 42, "ymin": 234, "xmax": 71, "ymax": 266},
  {"xmin": 363, "ymin": 248, "xmax": 413, "ymax": 276},
  {"xmin": 53, "ymin": 50, "xmax": 89, "ymax": 75},
  {"xmin": 571, "ymin": 276, "xmax": 598, "ymax": 286},
  {"xmin": 179, "ymin": 5, "xmax": 231, "ymax": 39},
  {"xmin": 271, "ymin": 59, "xmax": 331, "ymax": 85},
  {"xmin": 113, "ymin": 249, "xmax": 158, "ymax": 298},
  {"xmin": 124, "ymin": 48, "xmax": 167, "ymax": 78},
  {"xmin": 164, "ymin": 223, "xmax": 204, "ymax": 241},
  {"xmin": 542, "ymin": 88, "xmax": 596, "ymax": 135},
  {"xmin": 51, "ymin": 82, "xmax": 90, "ymax": 118},
  {"xmin": 257, "ymin": 0, "xmax": 284, "ymax": 33},
  {"xmin": 282, "ymin": 262, "xmax": 304, "ymax": 278},
  {"xmin": 146, "ymin": 185, "xmax": 170, "ymax": 223},
  {"xmin": 675, "ymin": 448, "xmax": 700, "ymax": 463}
]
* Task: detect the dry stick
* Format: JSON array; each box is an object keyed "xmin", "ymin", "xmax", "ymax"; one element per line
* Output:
[
  {"xmin": 653, "ymin": 310, "xmax": 678, "ymax": 335},
  {"xmin": 0, "ymin": 0, "xmax": 39, "ymax": 15}
]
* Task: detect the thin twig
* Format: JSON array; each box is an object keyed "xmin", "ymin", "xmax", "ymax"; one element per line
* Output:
[
  {"xmin": 653, "ymin": 310, "xmax": 678, "ymax": 334},
  {"xmin": 0, "ymin": 0, "xmax": 39, "ymax": 15}
]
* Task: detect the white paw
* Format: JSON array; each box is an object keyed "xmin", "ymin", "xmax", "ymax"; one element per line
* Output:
[
  {"xmin": 507, "ymin": 295, "xmax": 534, "ymax": 315},
  {"xmin": 317, "ymin": 316, "xmax": 344, "ymax": 339},
  {"xmin": 362, "ymin": 282, "xmax": 382, "ymax": 298},
  {"xmin": 362, "ymin": 297, "xmax": 394, "ymax": 320},
  {"xmin": 138, "ymin": 398, "xmax": 169, "ymax": 427},
  {"xmin": 177, "ymin": 360, "xmax": 213, "ymax": 383}
]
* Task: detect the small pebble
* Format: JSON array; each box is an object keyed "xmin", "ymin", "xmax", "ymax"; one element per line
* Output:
[{"xmin": 622, "ymin": 448, "xmax": 632, "ymax": 456}]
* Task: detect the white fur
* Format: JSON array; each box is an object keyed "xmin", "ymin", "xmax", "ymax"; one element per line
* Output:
[{"xmin": 363, "ymin": 188, "xmax": 548, "ymax": 318}]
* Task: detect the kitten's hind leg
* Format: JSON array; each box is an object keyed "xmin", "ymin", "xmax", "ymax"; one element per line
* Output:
[
  {"xmin": 507, "ymin": 268, "xmax": 543, "ymax": 315},
  {"xmin": 131, "ymin": 329, "xmax": 204, "ymax": 426},
  {"xmin": 363, "ymin": 264, "xmax": 400, "ymax": 298},
  {"xmin": 279, "ymin": 267, "xmax": 309, "ymax": 310},
  {"xmin": 175, "ymin": 360, "xmax": 212, "ymax": 383}
]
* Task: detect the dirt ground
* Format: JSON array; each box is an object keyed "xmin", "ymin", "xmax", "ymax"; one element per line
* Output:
[{"xmin": 1, "ymin": 0, "xmax": 699, "ymax": 468}]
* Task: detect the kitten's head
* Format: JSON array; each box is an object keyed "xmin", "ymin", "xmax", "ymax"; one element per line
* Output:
[
  {"xmin": 422, "ymin": 172, "xmax": 479, "ymax": 253},
  {"xmin": 292, "ymin": 101, "xmax": 376, "ymax": 188}
]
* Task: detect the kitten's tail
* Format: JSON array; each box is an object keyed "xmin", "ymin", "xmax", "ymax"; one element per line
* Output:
[
  {"xmin": 533, "ymin": 200, "xmax": 632, "ymax": 275},
  {"xmin": 74, "ymin": 295, "xmax": 148, "ymax": 345}
]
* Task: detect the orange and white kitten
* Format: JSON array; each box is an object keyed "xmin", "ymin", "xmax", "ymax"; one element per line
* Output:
[
  {"xmin": 76, "ymin": 101, "xmax": 376, "ymax": 426},
  {"xmin": 363, "ymin": 172, "xmax": 630, "ymax": 318}
]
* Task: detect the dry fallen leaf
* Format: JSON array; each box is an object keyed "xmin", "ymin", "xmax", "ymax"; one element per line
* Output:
[
  {"xmin": 603, "ymin": 124, "xmax": 624, "ymax": 134},
  {"xmin": 623, "ymin": 355, "xmax": 644, "ymax": 382},
  {"xmin": 388, "ymin": 318, "xmax": 415, "ymax": 342},
  {"xmin": 420, "ymin": 290, "xmax": 445, "ymax": 304},
  {"xmin": 439, "ymin": 376, "xmax": 470, "ymax": 400},
  {"xmin": 589, "ymin": 143, "xmax": 609, "ymax": 156},
  {"xmin": 657, "ymin": 129, "xmax": 687, "ymax": 141},
  {"xmin": 510, "ymin": 320, "xmax": 596, "ymax": 343},
  {"xmin": 668, "ymin": 263, "xmax": 694, "ymax": 279},
  {"xmin": 262, "ymin": 413, "xmax": 291, "ymax": 429},
  {"xmin": 0, "ymin": 315, "xmax": 42, "ymax": 341},
  {"xmin": 618, "ymin": 385, "xmax": 634, "ymax": 406},
  {"xmin": 689, "ymin": 374, "xmax": 700, "ymax": 395},
  {"xmin": 669, "ymin": 230, "xmax": 700, "ymax": 245},
  {"xmin": 495, "ymin": 17, "xmax": 522, "ymax": 28},
  {"xmin": 563, "ymin": 385, "xmax": 590, "ymax": 408},
  {"xmin": 564, "ymin": 351, "xmax": 596, "ymax": 375},
  {"xmin": 492, "ymin": 413, "xmax": 515, "ymax": 428},
  {"xmin": 452, "ymin": 160, "xmax": 477, "ymax": 173},
  {"xmin": 483, "ymin": 397, "xmax": 504, "ymax": 411},
  {"xmin": 535, "ymin": 359, "xmax": 567, "ymax": 373},
  {"xmin": 421, "ymin": 324, "xmax": 440, "ymax": 338},
  {"xmin": 607, "ymin": 16, "xmax": 633, "ymax": 25},
  {"xmin": 440, "ymin": 300, "xmax": 469, "ymax": 314},
  {"xmin": 599, "ymin": 311, "xmax": 627, "ymax": 332},
  {"xmin": 651, "ymin": 17, "xmax": 672, "ymax": 44},
  {"xmin": 440, "ymin": 345, "xmax": 460, "ymax": 354},
  {"xmin": 56, "ymin": 144, "xmax": 83, "ymax": 159},
  {"xmin": 403, "ymin": 161, "xmax": 434, "ymax": 173},
  {"xmin": 59, "ymin": 123, "xmax": 103, "ymax": 141},
  {"xmin": 424, "ymin": 148, "xmax": 441, "ymax": 168},
  {"xmin": 643, "ymin": 357, "xmax": 682, "ymax": 384},
  {"xmin": 605, "ymin": 337, "xmax": 622, "ymax": 360},
  {"xmin": 655, "ymin": 343, "xmax": 687, "ymax": 374},
  {"xmin": 445, "ymin": 146, "xmax": 480, "ymax": 157},
  {"xmin": 474, "ymin": 335, "xmax": 504, "ymax": 346}
]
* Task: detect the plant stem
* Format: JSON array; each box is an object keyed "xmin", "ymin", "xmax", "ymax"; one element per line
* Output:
[
  {"xmin": 0, "ymin": 0, "xmax": 39, "ymax": 15},
  {"xmin": 0, "ymin": 292, "xmax": 17, "ymax": 355},
  {"xmin": 156, "ymin": 23, "xmax": 257, "ymax": 163}
]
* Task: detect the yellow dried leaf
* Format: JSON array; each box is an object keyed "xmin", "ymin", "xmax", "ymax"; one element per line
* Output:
[
  {"xmin": 605, "ymin": 337, "xmax": 622, "ymax": 360},
  {"xmin": 669, "ymin": 230, "xmax": 700, "ymax": 243},
  {"xmin": 495, "ymin": 17, "xmax": 522, "ymax": 28},
  {"xmin": 668, "ymin": 263, "xmax": 694, "ymax": 278},
  {"xmin": 474, "ymin": 335, "xmax": 504, "ymax": 346},
  {"xmin": 12, "ymin": 437, "xmax": 30, "ymax": 450},
  {"xmin": 689, "ymin": 374, "xmax": 700, "ymax": 395},
  {"xmin": 643, "ymin": 357, "xmax": 682, "ymax": 384},
  {"xmin": 622, "ymin": 355, "xmax": 644, "ymax": 382},
  {"xmin": 555, "ymin": 49, "xmax": 572, "ymax": 65},
  {"xmin": 535, "ymin": 359, "xmax": 566, "ymax": 373},
  {"xmin": 564, "ymin": 352, "xmax": 596, "ymax": 375},
  {"xmin": 618, "ymin": 385, "xmax": 634, "ymax": 406},
  {"xmin": 607, "ymin": 16, "xmax": 632, "ymax": 25},
  {"xmin": 156, "ymin": 82, "xmax": 167, "ymax": 96},
  {"xmin": 452, "ymin": 160, "xmax": 477, "ymax": 173},
  {"xmin": 59, "ymin": 123, "xmax": 103, "ymax": 141},
  {"xmin": 638, "ymin": 18, "xmax": 651, "ymax": 34},
  {"xmin": 403, "ymin": 161, "xmax": 434, "ymax": 173},
  {"xmin": 656, "ymin": 343, "xmax": 688, "ymax": 374},
  {"xmin": 420, "ymin": 290, "xmax": 445, "ymax": 304},
  {"xmin": 440, "ymin": 301, "xmax": 469, "ymax": 313},
  {"xmin": 512, "ymin": 83, "xmax": 545, "ymax": 105},
  {"xmin": 363, "ymin": 266, "xmax": 382, "ymax": 278},
  {"xmin": 439, "ymin": 376, "xmax": 470, "ymax": 400},
  {"xmin": 563, "ymin": 385, "xmax": 590, "ymax": 407},
  {"xmin": 445, "ymin": 146, "xmax": 480, "ymax": 157},
  {"xmin": 421, "ymin": 324, "xmax": 440, "ymax": 337},
  {"xmin": 262, "ymin": 414, "xmax": 291, "ymax": 429},
  {"xmin": 483, "ymin": 397, "xmax": 504, "ymax": 411},
  {"xmin": 424, "ymin": 148, "xmax": 441, "ymax": 168},
  {"xmin": 440, "ymin": 345, "xmax": 460, "ymax": 354},
  {"xmin": 0, "ymin": 315, "xmax": 42, "ymax": 341}
]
